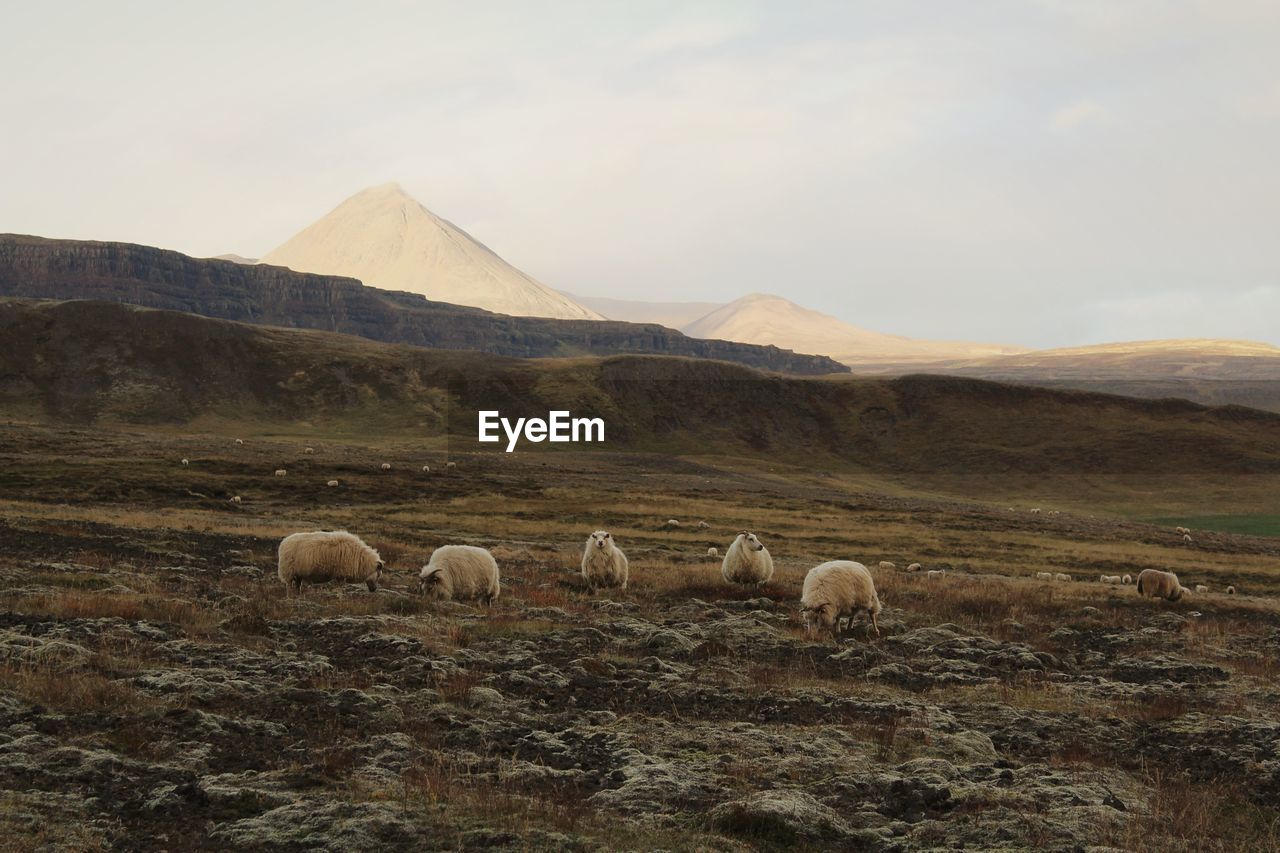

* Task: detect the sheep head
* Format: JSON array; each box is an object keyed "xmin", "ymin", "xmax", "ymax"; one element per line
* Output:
[{"xmin": 801, "ymin": 604, "xmax": 834, "ymax": 638}]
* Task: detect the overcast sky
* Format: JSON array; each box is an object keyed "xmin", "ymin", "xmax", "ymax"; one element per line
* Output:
[{"xmin": 3, "ymin": 1, "xmax": 1278, "ymax": 347}]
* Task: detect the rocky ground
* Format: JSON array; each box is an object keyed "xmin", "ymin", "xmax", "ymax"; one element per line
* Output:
[{"xmin": 1, "ymin": 423, "xmax": 1279, "ymax": 851}]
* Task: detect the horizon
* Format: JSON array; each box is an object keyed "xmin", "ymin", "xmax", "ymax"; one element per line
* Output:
[{"xmin": 2, "ymin": 2, "xmax": 1278, "ymax": 348}]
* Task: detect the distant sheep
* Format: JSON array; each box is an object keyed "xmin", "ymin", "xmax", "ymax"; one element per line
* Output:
[
  {"xmin": 1048, "ymin": 510, "xmax": 1061, "ymax": 516},
  {"xmin": 721, "ymin": 531, "xmax": 774, "ymax": 587},
  {"xmin": 1195, "ymin": 584, "xmax": 1209, "ymax": 594},
  {"xmin": 421, "ymin": 465, "xmax": 431, "ymax": 473},
  {"xmin": 1176, "ymin": 526, "xmax": 1188, "ymax": 535},
  {"xmin": 1030, "ymin": 508, "xmax": 1042, "ymax": 514},
  {"xmin": 235, "ymin": 439, "xmax": 244, "ymax": 445},
  {"xmin": 1136, "ymin": 569, "xmax": 1187, "ymax": 602},
  {"xmin": 181, "ymin": 458, "xmax": 189, "ymax": 466},
  {"xmin": 278, "ymin": 530, "xmax": 383, "ymax": 593},
  {"xmin": 229, "ymin": 495, "xmax": 241, "ymax": 504},
  {"xmin": 581, "ymin": 531, "xmax": 628, "ymax": 590},
  {"xmin": 380, "ymin": 463, "xmax": 391, "ymax": 471},
  {"xmin": 1035, "ymin": 572, "xmax": 1054, "ymax": 580},
  {"xmin": 800, "ymin": 560, "xmax": 881, "ymax": 640},
  {"xmin": 327, "ymin": 479, "xmax": 339, "ymax": 487},
  {"xmin": 419, "ymin": 545, "xmax": 500, "ymax": 605},
  {"xmin": 697, "ymin": 521, "xmax": 710, "ymax": 529},
  {"xmin": 906, "ymin": 563, "xmax": 922, "ymax": 573},
  {"xmin": 1122, "ymin": 574, "xmax": 1133, "ymax": 584},
  {"xmin": 1227, "ymin": 585, "xmax": 1236, "ymax": 595},
  {"xmin": 878, "ymin": 561, "xmax": 896, "ymax": 571},
  {"xmin": 446, "ymin": 462, "xmax": 457, "ymax": 469},
  {"xmin": 1100, "ymin": 575, "xmax": 1121, "ymax": 584},
  {"xmin": 1182, "ymin": 534, "xmax": 1193, "ymax": 544},
  {"xmin": 274, "ymin": 469, "xmax": 287, "ymax": 477},
  {"xmin": 1054, "ymin": 573, "xmax": 1071, "ymax": 582},
  {"xmin": 707, "ymin": 546, "xmax": 719, "ymax": 558},
  {"xmin": 304, "ymin": 447, "xmax": 315, "ymax": 455},
  {"xmin": 663, "ymin": 519, "xmax": 681, "ymax": 529},
  {"xmin": 927, "ymin": 569, "xmax": 945, "ymax": 578}
]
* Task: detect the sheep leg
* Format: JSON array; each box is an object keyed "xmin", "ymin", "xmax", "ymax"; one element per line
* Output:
[{"xmin": 870, "ymin": 609, "xmax": 880, "ymax": 637}]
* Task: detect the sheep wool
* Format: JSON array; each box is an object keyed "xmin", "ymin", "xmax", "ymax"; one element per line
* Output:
[
  {"xmin": 581, "ymin": 531, "xmax": 628, "ymax": 590},
  {"xmin": 1136, "ymin": 569, "xmax": 1187, "ymax": 602},
  {"xmin": 419, "ymin": 545, "xmax": 500, "ymax": 604},
  {"xmin": 278, "ymin": 530, "xmax": 384, "ymax": 592},
  {"xmin": 721, "ymin": 532, "xmax": 774, "ymax": 586},
  {"xmin": 800, "ymin": 560, "xmax": 881, "ymax": 640}
]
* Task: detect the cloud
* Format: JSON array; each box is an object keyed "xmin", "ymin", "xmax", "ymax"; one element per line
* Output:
[{"xmin": 1050, "ymin": 99, "xmax": 1108, "ymax": 130}]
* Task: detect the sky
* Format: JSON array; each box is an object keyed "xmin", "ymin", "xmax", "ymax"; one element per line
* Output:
[{"xmin": 2, "ymin": 1, "xmax": 1278, "ymax": 348}]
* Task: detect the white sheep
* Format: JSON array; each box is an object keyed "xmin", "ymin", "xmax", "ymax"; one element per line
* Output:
[
  {"xmin": 1136, "ymin": 568, "xmax": 1188, "ymax": 602},
  {"xmin": 927, "ymin": 569, "xmax": 945, "ymax": 578},
  {"xmin": 277, "ymin": 530, "xmax": 384, "ymax": 593},
  {"xmin": 878, "ymin": 561, "xmax": 896, "ymax": 571},
  {"xmin": 697, "ymin": 521, "xmax": 710, "ymax": 529},
  {"xmin": 380, "ymin": 463, "xmax": 391, "ymax": 471},
  {"xmin": 181, "ymin": 458, "xmax": 189, "ymax": 466},
  {"xmin": 906, "ymin": 563, "xmax": 922, "ymax": 573},
  {"xmin": 707, "ymin": 546, "xmax": 719, "ymax": 558},
  {"xmin": 446, "ymin": 461, "xmax": 457, "ymax": 469},
  {"xmin": 1176, "ymin": 526, "xmax": 1188, "ymax": 535},
  {"xmin": 1030, "ymin": 508, "xmax": 1042, "ymax": 514},
  {"xmin": 327, "ymin": 479, "xmax": 339, "ymax": 487},
  {"xmin": 1195, "ymin": 584, "xmax": 1209, "ymax": 594},
  {"xmin": 800, "ymin": 560, "xmax": 881, "ymax": 640},
  {"xmin": 1100, "ymin": 575, "xmax": 1121, "ymax": 584},
  {"xmin": 1122, "ymin": 574, "xmax": 1133, "ymax": 584},
  {"xmin": 581, "ymin": 531, "xmax": 628, "ymax": 590},
  {"xmin": 721, "ymin": 531, "xmax": 774, "ymax": 586},
  {"xmin": 274, "ymin": 469, "xmax": 287, "ymax": 477},
  {"xmin": 663, "ymin": 519, "xmax": 681, "ymax": 529},
  {"xmin": 1054, "ymin": 573, "xmax": 1071, "ymax": 582},
  {"xmin": 304, "ymin": 447, "xmax": 315, "ymax": 455},
  {"xmin": 1035, "ymin": 572, "xmax": 1054, "ymax": 580},
  {"xmin": 419, "ymin": 545, "xmax": 500, "ymax": 604},
  {"xmin": 1183, "ymin": 534, "xmax": 1193, "ymax": 544},
  {"xmin": 229, "ymin": 495, "xmax": 241, "ymax": 504},
  {"xmin": 421, "ymin": 465, "xmax": 431, "ymax": 473},
  {"xmin": 235, "ymin": 438, "xmax": 244, "ymax": 445},
  {"xmin": 1227, "ymin": 585, "xmax": 1236, "ymax": 595}
]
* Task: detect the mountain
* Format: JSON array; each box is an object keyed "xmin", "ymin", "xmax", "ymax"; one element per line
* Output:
[
  {"xmin": 562, "ymin": 292, "xmax": 723, "ymax": 328},
  {"xmin": 262, "ymin": 183, "xmax": 601, "ymax": 321},
  {"xmin": 683, "ymin": 293, "xmax": 1028, "ymax": 366},
  {"xmin": 3, "ymin": 297, "xmax": 1278, "ymax": 476},
  {"xmin": 212, "ymin": 253, "xmax": 257, "ymax": 264},
  {"xmin": 0, "ymin": 234, "xmax": 846, "ymax": 375}
]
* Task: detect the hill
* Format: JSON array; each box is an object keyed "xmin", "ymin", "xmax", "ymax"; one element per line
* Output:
[
  {"xmin": 2, "ymin": 297, "xmax": 1277, "ymax": 476},
  {"xmin": 683, "ymin": 293, "xmax": 1028, "ymax": 366},
  {"xmin": 262, "ymin": 183, "xmax": 601, "ymax": 320},
  {"xmin": 0, "ymin": 234, "xmax": 844, "ymax": 375},
  {"xmin": 563, "ymin": 291, "xmax": 724, "ymax": 328}
]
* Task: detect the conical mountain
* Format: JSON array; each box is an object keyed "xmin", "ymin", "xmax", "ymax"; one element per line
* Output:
[{"xmin": 262, "ymin": 183, "xmax": 601, "ymax": 320}]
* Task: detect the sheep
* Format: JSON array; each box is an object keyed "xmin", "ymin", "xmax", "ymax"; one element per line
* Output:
[
  {"xmin": 419, "ymin": 545, "xmax": 500, "ymax": 605},
  {"xmin": 1135, "ymin": 569, "xmax": 1188, "ymax": 602},
  {"xmin": 446, "ymin": 462, "xmax": 457, "ymax": 469},
  {"xmin": 663, "ymin": 519, "xmax": 681, "ymax": 529},
  {"xmin": 1227, "ymin": 585, "xmax": 1236, "ymax": 595},
  {"xmin": 381, "ymin": 463, "xmax": 391, "ymax": 471},
  {"xmin": 277, "ymin": 530, "xmax": 384, "ymax": 593},
  {"xmin": 1030, "ymin": 508, "xmax": 1042, "ymax": 514},
  {"xmin": 181, "ymin": 458, "xmax": 189, "ymax": 466},
  {"xmin": 581, "ymin": 531, "xmax": 628, "ymax": 590},
  {"xmin": 800, "ymin": 560, "xmax": 881, "ymax": 641},
  {"xmin": 1122, "ymin": 574, "xmax": 1133, "ymax": 584},
  {"xmin": 229, "ymin": 495, "xmax": 241, "ymax": 504},
  {"xmin": 1182, "ymin": 534, "xmax": 1193, "ymax": 544},
  {"xmin": 721, "ymin": 531, "xmax": 774, "ymax": 587},
  {"xmin": 235, "ymin": 438, "xmax": 244, "ymax": 445},
  {"xmin": 927, "ymin": 569, "xmax": 945, "ymax": 578},
  {"xmin": 327, "ymin": 479, "xmax": 339, "ymax": 487},
  {"xmin": 906, "ymin": 563, "xmax": 922, "ymax": 573},
  {"xmin": 274, "ymin": 469, "xmax": 287, "ymax": 477},
  {"xmin": 1100, "ymin": 575, "xmax": 1122, "ymax": 584},
  {"xmin": 1176, "ymin": 526, "xmax": 1188, "ymax": 535},
  {"xmin": 707, "ymin": 546, "xmax": 719, "ymax": 558},
  {"xmin": 1035, "ymin": 572, "xmax": 1054, "ymax": 580},
  {"xmin": 304, "ymin": 447, "xmax": 315, "ymax": 455},
  {"xmin": 697, "ymin": 521, "xmax": 710, "ymax": 529},
  {"xmin": 878, "ymin": 561, "xmax": 896, "ymax": 571},
  {"xmin": 1195, "ymin": 584, "xmax": 1209, "ymax": 594},
  {"xmin": 1054, "ymin": 573, "xmax": 1071, "ymax": 582},
  {"xmin": 421, "ymin": 465, "xmax": 431, "ymax": 473}
]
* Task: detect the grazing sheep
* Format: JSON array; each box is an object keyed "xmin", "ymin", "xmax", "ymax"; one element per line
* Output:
[
  {"xmin": 1227, "ymin": 585, "xmax": 1236, "ymax": 595},
  {"xmin": 304, "ymin": 447, "xmax": 315, "ymax": 455},
  {"xmin": 800, "ymin": 560, "xmax": 881, "ymax": 640},
  {"xmin": 421, "ymin": 465, "xmax": 431, "ymax": 473},
  {"xmin": 1048, "ymin": 510, "xmax": 1061, "ymax": 516},
  {"xmin": 663, "ymin": 519, "xmax": 681, "ymax": 529},
  {"xmin": 446, "ymin": 462, "xmax": 457, "ymax": 469},
  {"xmin": 235, "ymin": 439, "xmax": 244, "ymax": 445},
  {"xmin": 1176, "ymin": 526, "xmax": 1188, "ymax": 535},
  {"xmin": 180, "ymin": 458, "xmax": 189, "ymax": 466},
  {"xmin": 419, "ymin": 545, "xmax": 500, "ymax": 605},
  {"xmin": 721, "ymin": 532, "xmax": 774, "ymax": 587},
  {"xmin": 1195, "ymin": 584, "xmax": 1209, "ymax": 594},
  {"xmin": 1122, "ymin": 574, "xmax": 1133, "ymax": 584},
  {"xmin": 1030, "ymin": 508, "xmax": 1042, "ymax": 514},
  {"xmin": 1135, "ymin": 569, "xmax": 1188, "ymax": 602},
  {"xmin": 697, "ymin": 521, "xmax": 710, "ymax": 529},
  {"xmin": 327, "ymin": 479, "xmax": 339, "ymax": 487},
  {"xmin": 229, "ymin": 495, "xmax": 241, "ymax": 504},
  {"xmin": 707, "ymin": 546, "xmax": 719, "ymax": 558},
  {"xmin": 277, "ymin": 530, "xmax": 384, "ymax": 593},
  {"xmin": 878, "ymin": 561, "xmax": 896, "ymax": 571},
  {"xmin": 1183, "ymin": 534, "xmax": 1193, "ymax": 543},
  {"xmin": 380, "ymin": 463, "xmax": 391, "ymax": 471},
  {"xmin": 581, "ymin": 531, "xmax": 629, "ymax": 590},
  {"xmin": 1053, "ymin": 573, "xmax": 1071, "ymax": 582},
  {"xmin": 1035, "ymin": 572, "xmax": 1054, "ymax": 580},
  {"xmin": 906, "ymin": 563, "xmax": 922, "ymax": 573},
  {"xmin": 927, "ymin": 569, "xmax": 945, "ymax": 578},
  {"xmin": 274, "ymin": 469, "xmax": 287, "ymax": 477},
  {"xmin": 1100, "ymin": 575, "xmax": 1122, "ymax": 584}
]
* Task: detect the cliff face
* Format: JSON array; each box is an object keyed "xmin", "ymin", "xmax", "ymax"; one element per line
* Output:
[{"xmin": 0, "ymin": 234, "xmax": 847, "ymax": 375}]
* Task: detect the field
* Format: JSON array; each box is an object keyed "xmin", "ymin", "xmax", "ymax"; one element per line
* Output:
[{"xmin": 2, "ymin": 420, "xmax": 1280, "ymax": 851}]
